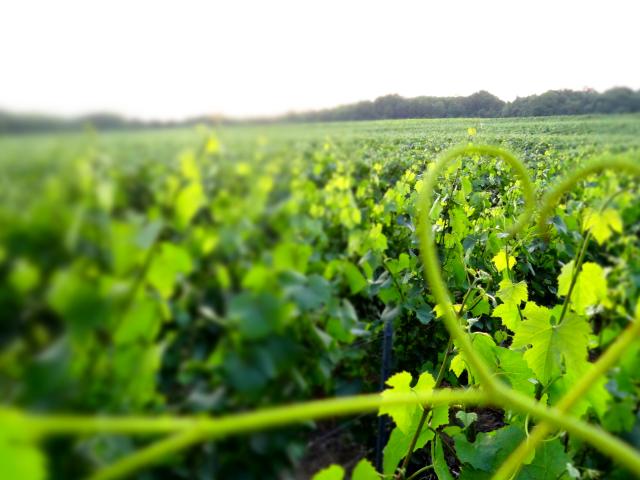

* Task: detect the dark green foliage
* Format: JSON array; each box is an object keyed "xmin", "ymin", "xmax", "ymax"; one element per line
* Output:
[{"xmin": 1, "ymin": 116, "xmax": 639, "ymax": 479}]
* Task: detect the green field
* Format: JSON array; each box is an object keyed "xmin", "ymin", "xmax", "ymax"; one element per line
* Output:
[{"xmin": 1, "ymin": 115, "xmax": 640, "ymax": 480}]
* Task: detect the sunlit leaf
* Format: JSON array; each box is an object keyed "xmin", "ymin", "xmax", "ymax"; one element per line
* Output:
[
  {"xmin": 557, "ymin": 261, "xmax": 607, "ymax": 315},
  {"xmin": 312, "ymin": 464, "xmax": 344, "ymax": 480},
  {"xmin": 492, "ymin": 251, "xmax": 516, "ymax": 272},
  {"xmin": 0, "ymin": 408, "xmax": 46, "ymax": 480},
  {"xmin": 352, "ymin": 458, "xmax": 378, "ymax": 480},
  {"xmin": 147, "ymin": 243, "xmax": 193, "ymax": 298},
  {"xmin": 512, "ymin": 305, "xmax": 590, "ymax": 384},
  {"xmin": 582, "ymin": 207, "xmax": 623, "ymax": 245},
  {"xmin": 496, "ymin": 279, "xmax": 528, "ymax": 305}
]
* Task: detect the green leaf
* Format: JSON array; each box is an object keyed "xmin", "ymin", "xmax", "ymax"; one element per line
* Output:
[
  {"xmin": 273, "ymin": 242, "xmax": 313, "ymax": 273},
  {"xmin": 455, "ymin": 411, "xmax": 478, "ymax": 429},
  {"xmin": 454, "ymin": 425, "xmax": 523, "ymax": 471},
  {"xmin": 285, "ymin": 274, "xmax": 332, "ymax": 311},
  {"xmin": 9, "ymin": 258, "xmax": 41, "ymax": 293},
  {"xmin": 366, "ymin": 223, "xmax": 388, "ymax": 252},
  {"xmin": 241, "ymin": 264, "xmax": 272, "ymax": 291},
  {"xmin": 110, "ymin": 221, "xmax": 141, "ymax": 275},
  {"xmin": 342, "ymin": 262, "xmax": 367, "ymax": 294},
  {"xmin": 114, "ymin": 295, "xmax": 161, "ymax": 344},
  {"xmin": 492, "ymin": 302, "xmax": 520, "ymax": 331},
  {"xmin": 215, "ymin": 264, "xmax": 231, "ymax": 289},
  {"xmin": 146, "ymin": 243, "xmax": 193, "ymax": 298},
  {"xmin": 450, "ymin": 353, "xmax": 466, "ymax": 377},
  {"xmin": 434, "ymin": 303, "xmax": 461, "ymax": 319},
  {"xmin": 511, "ymin": 305, "xmax": 591, "ymax": 384},
  {"xmin": 602, "ymin": 397, "xmax": 637, "ymax": 432},
  {"xmin": 450, "ymin": 333, "xmax": 495, "ymax": 384},
  {"xmin": 383, "ymin": 404, "xmax": 448, "ymax": 475},
  {"xmin": 494, "ymin": 347, "xmax": 536, "ymax": 397},
  {"xmin": 179, "ymin": 150, "xmax": 201, "ymax": 181},
  {"xmin": 0, "ymin": 408, "xmax": 47, "ymax": 480},
  {"xmin": 312, "ymin": 464, "xmax": 344, "ymax": 480},
  {"xmin": 455, "ymin": 429, "xmax": 568, "ymax": 480},
  {"xmin": 522, "ymin": 302, "xmax": 552, "ymax": 324},
  {"xmin": 352, "ymin": 458, "xmax": 379, "ymax": 480},
  {"xmin": 549, "ymin": 363, "xmax": 611, "ymax": 419},
  {"xmin": 557, "ymin": 261, "xmax": 607, "ymax": 315},
  {"xmin": 461, "ymin": 176, "xmax": 473, "ymax": 195},
  {"xmin": 228, "ymin": 292, "xmax": 290, "ymax": 340},
  {"xmin": 175, "ymin": 181, "xmax": 205, "ymax": 229},
  {"xmin": 383, "ymin": 413, "xmax": 431, "ymax": 475},
  {"xmin": 433, "ymin": 436, "xmax": 454, "ymax": 480},
  {"xmin": 48, "ymin": 268, "xmax": 109, "ymax": 334},
  {"xmin": 205, "ymin": 135, "xmax": 220, "ymax": 154},
  {"xmin": 414, "ymin": 302, "xmax": 435, "ymax": 325},
  {"xmin": 496, "ymin": 279, "xmax": 528, "ymax": 305},
  {"xmin": 431, "ymin": 404, "xmax": 450, "ymax": 428},
  {"xmin": 582, "ymin": 207, "xmax": 623, "ymax": 245},
  {"xmin": 492, "ymin": 251, "xmax": 516, "ymax": 272},
  {"xmin": 517, "ymin": 439, "xmax": 571, "ymax": 480},
  {"xmin": 450, "ymin": 334, "xmax": 535, "ymax": 395},
  {"xmin": 379, "ymin": 371, "xmax": 415, "ymax": 433},
  {"xmin": 414, "ymin": 370, "xmax": 436, "ymax": 393}
]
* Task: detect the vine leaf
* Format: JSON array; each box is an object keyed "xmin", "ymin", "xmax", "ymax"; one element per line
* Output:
[
  {"xmin": 582, "ymin": 207, "xmax": 623, "ymax": 245},
  {"xmin": 380, "ymin": 371, "xmax": 447, "ymax": 475},
  {"xmin": 496, "ymin": 279, "xmax": 528, "ymax": 305},
  {"xmin": 492, "ymin": 302, "xmax": 520, "ymax": 331},
  {"xmin": 379, "ymin": 371, "xmax": 434, "ymax": 433},
  {"xmin": 455, "ymin": 428, "xmax": 569, "ymax": 480},
  {"xmin": 521, "ymin": 302, "xmax": 551, "ymax": 324},
  {"xmin": 341, "ymin": 262, "xmax": 367, "ymax": 294},
  {"xmin": 456, "ymin": 411, "xmax": 478, "ymax": 429},
  {"xmin": 146, "ymin": 243, "xmax": 193, "ymax": 298},
  {"xmin": 557, "ymin": 261, "xmax": 608, "ymax": 315},
  {"xmin": 450, "ymin": 334, "xmax": 535, "ymax": 396},
  {"xmin": 0, "ymin": 408, "xmax": 46, "ymax": 480},
  {"xmin": 433, "ymin": 435, "xmax": 455, "ymax": 480},
  {"xmin": 449, "ymin": 334, "xmax": 496, "ymax": 384},
  {"xmin": 311, "ymin": 464, "xmax": 344, "ymax": 480},
  {"xmin": 549, "ymin": 363, "xmax": 611, "ymax": 419},
  {"xmin": 351, "ymin": 458, "xmax": 379, "ymax": 480},
  {"xmin": 494, "ymin": 347, "xmax": 537, "ymax": 397},
  {"xmin": 175, "ymin": 181, "xmax": 205, "ymax": 229},
  {"xmin": 516, "ymin": 439, "xmax": 572, "ymax": 480},
  {"xmin": 492, "ymin": 251, "xmax": 516, "ymax": 272},
  {"xmin": 382, "ymin": 405, "xmax": 449, "ymax": 475},
  {"xmin": 511, "ymin": 305, "xmax": 591, "ymax": 384},
  {"xmin": 454, "ymin": 425, "xmax": 523, "ymax": 471},
  {"xmin": 434, "ymin": 303, "xmax": 462, "ymax": 319}
]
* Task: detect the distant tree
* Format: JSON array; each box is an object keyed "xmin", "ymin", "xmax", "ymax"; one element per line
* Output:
[
  {"xmin": 463, "ymin": 91, "xmax": 505, "ymax": 117},
  {"xmin": 594, "ymin": 87, "xmax": 640, "ymax": 113}
]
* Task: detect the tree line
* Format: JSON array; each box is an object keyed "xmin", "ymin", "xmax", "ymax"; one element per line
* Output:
[
  {"xmin": 1, "ymin": 87, "xmax": 639, "ymax": 134},
  {"xmin": 283, "ymin": 88, "xmax": 640, "ymax": 122}
]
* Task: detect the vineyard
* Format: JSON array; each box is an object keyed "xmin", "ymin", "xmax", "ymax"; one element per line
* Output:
[{"xmin": 1, "ymin": 115, "xmax": 640, "ymax": 480}]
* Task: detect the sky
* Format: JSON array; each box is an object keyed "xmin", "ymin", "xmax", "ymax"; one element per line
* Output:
[{"xmin": 1, "ymin": 0, "xmax": 639, "ymax": 120}]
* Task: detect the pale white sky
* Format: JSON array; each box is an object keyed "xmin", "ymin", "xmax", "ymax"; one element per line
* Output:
[{"xmin": 1, "ymin": 0, "xmax": 639, "ymax": 120}]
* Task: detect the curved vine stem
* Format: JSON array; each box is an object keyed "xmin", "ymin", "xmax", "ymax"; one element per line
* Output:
[
  {"xmin": 537, "ymin": 155, "xmax": 640, "ymax": 237},
  {"xmin": 417, "ymin": 144, "xmax": 537, "ymax": 390},
  {"xmin": 21, "ymin": 384, "xmax": 640, "ymax": 479}
]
